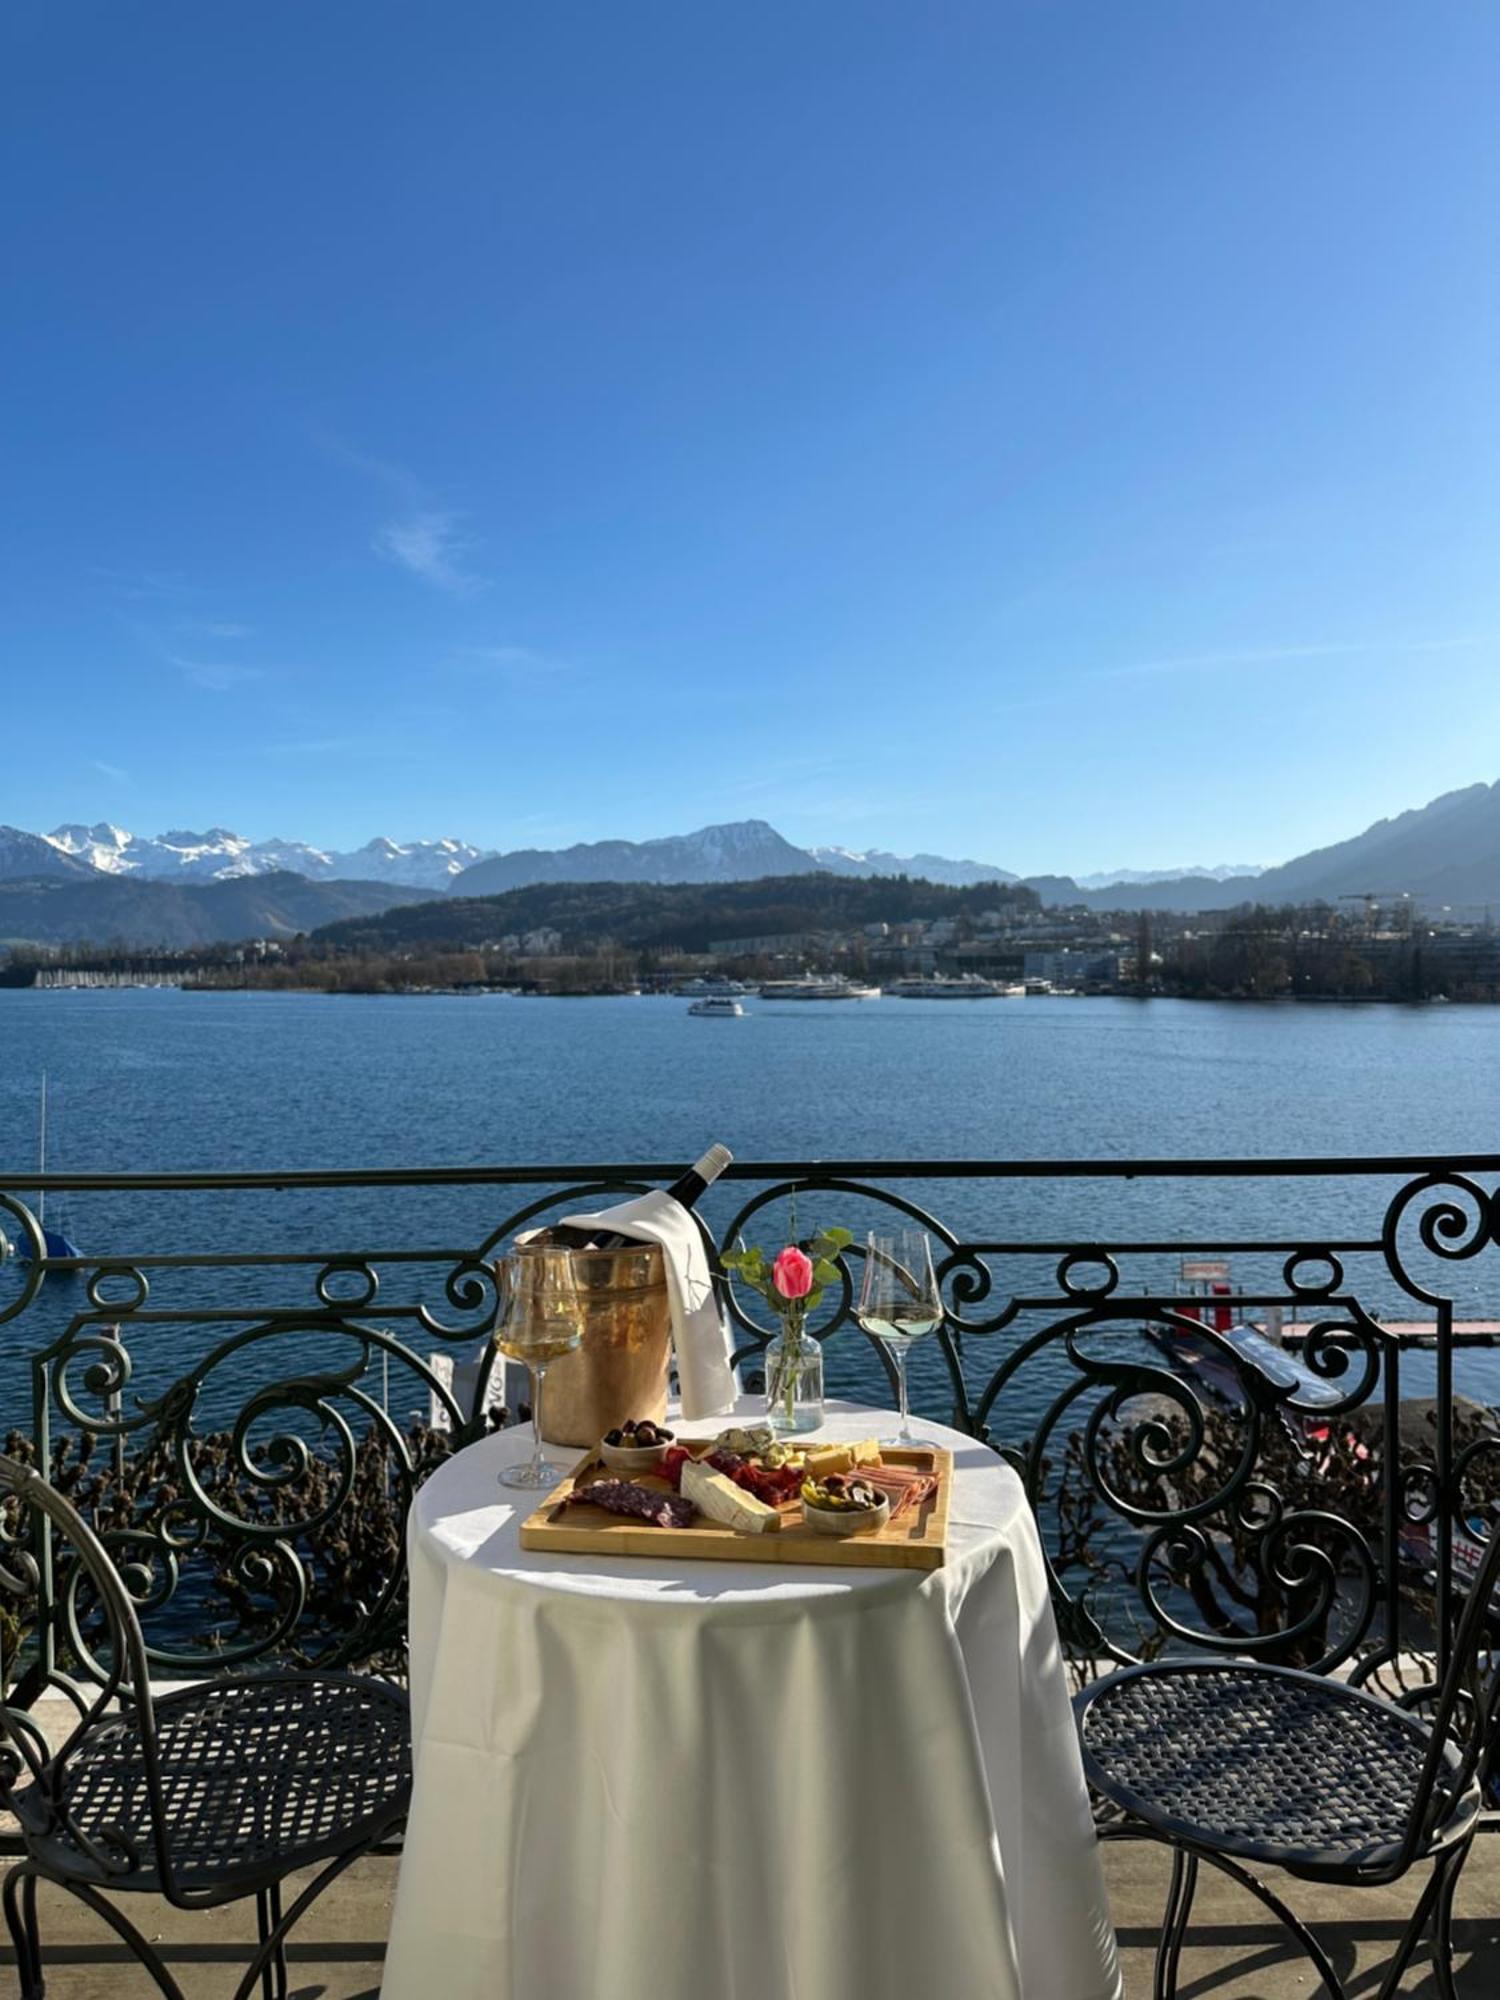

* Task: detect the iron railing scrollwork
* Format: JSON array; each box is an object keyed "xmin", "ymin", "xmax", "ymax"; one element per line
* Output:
[{"xmin": 0, "ymin": 1154, "xmax": 1496, "ymax": 1734}]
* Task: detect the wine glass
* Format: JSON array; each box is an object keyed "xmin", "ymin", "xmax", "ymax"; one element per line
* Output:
[
  {"xmin": 493, "ymin": 1245, "xmax": 584, "ymax": 1490},
  {"xmin": 856, "ymin": 1229, "xmax": 943, "ymax": 1446}
]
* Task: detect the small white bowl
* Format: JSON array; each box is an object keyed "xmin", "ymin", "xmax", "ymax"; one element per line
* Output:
[
  {"xmin": 800, "ymin": 1492, "xmax": 890, "ymax": 1537},
  {"xmin": 599, "ymin": 1437, "xmax": 668, "ymax": 1475}
]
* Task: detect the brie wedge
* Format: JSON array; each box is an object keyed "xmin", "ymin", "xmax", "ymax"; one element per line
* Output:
[{"xmin": 681, "ymin": 1458, "xmax": 782, "ymax": 1534}]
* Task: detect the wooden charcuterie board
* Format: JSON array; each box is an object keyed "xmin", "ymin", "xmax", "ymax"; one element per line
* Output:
[{"xmin": 519, "ymin": 1443, "xmax": 951, "ymax": 1570}]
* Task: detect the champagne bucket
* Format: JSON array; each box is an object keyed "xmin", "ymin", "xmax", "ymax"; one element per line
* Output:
[{"xmin": 533, "ymin": 1240, "xmax": 673, "ymax": 1446}]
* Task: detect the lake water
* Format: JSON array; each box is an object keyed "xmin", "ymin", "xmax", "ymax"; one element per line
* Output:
[{"xmin": 1, "ymin": 988, "xmax": 1498, "ymax": 1433}]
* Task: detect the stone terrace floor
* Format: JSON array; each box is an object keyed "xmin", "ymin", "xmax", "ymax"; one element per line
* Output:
[{"xmin": 2, "ymin": 1836, "xmax": 1497, "ymax": 1997}]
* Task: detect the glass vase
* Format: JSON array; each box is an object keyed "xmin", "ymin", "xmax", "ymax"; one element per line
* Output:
[{"xmin": 763, "ymin": 1332, "xmax": 825, "ymax": 1435}]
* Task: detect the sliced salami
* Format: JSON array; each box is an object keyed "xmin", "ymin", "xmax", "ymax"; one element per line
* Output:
[{"xmin": 571, "ymin": 1478, "xmax": 698, "ymax": 1529}]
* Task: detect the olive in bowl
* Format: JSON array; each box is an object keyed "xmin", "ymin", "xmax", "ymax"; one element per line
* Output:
[
  {"xmin": 799, "ymin": 1473, "xmax": 890, "ymax": 1537},
  {"xmin": 599, "ymin": 1418, "xmax": 675, "ymax": 1473}
]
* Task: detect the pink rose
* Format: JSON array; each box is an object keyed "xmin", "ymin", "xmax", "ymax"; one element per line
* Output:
[{"xmin": 772, "ymin": 1246, "xmax": 815, "ymax": 1300}]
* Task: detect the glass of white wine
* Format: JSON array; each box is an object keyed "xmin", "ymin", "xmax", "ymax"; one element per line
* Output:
[
  {"xmin": 855, "ymin": 1229, "xmax": 943, "ymax": 1446},
  {"xmin": 493, "ymin": 1245, "xmax": 584, "ymax": 1490}
]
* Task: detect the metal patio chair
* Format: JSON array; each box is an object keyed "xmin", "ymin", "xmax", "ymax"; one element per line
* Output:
[
  {"xmin": 1075, "ymin": 1517, "xmax": 1500, "ymax": 1999},
  {"xmin": 0, "ymin": 1453, "xmax": 412, "ymax": 2000}
]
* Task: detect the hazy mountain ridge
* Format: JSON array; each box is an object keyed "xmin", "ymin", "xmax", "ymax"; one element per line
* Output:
[
  {"xmin": 0, "ymin": 828, "xmax": 97, "ymax": 883},
  {"xmin": 1073, "ymin": 863, "xmax": 1263, "ymax": 889},
  {"xmin": 807, "ymin": 844, "xmax": 1019, "ymax": 887},
  {"xmin": 454, "ymin": 820, "xmax": 819, "ymax": 894},
  {"xmin": 0, "ymin": 871, "xmax": 431, "ymax": 949}
]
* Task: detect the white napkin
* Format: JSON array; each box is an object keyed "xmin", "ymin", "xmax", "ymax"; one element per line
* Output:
[{"xmin": 556, "ymin": 1190, "xmax": 739, "ymax": 1419}]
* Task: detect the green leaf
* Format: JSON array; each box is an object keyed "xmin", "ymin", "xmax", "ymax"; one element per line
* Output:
[
  {"xmin": 816, "ymin": 1226, "xmax": 854, "ymax": 1251},
  {"xmin": 811, "ymin": 1259, "xmax": 842, "ymax": 1289}
]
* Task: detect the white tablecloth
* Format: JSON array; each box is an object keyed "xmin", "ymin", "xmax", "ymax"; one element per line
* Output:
[{"xmin": 382, "ymin": 1402, "xmax": 1120, "ymax": 2000}]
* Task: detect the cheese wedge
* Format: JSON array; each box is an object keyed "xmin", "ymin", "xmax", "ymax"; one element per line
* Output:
[{"xmin": 681, "ymin": 1457, "xmax": 782, "ymax": 1534}]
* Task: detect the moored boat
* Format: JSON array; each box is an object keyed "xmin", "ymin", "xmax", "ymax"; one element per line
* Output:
[
  {"xmin": 884, "ymin": 975, "xmax": 1021, "ymax": 998},
  {"xmin": 757, "ymin": 977, "xmax": 880, "ymax": 1000}
]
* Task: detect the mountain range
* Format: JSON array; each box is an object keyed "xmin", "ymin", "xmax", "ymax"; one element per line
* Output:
[
  {"xmin": 1, "ymin": 779, "xmax": 1497, "ymax": 946},
  {"xmin": 43, "ymin": 823, "xmax": 490, "ymax": 891},
  {"xmin": 6, "ymin": 816, "xmax": 1255, "ymax": 898},
  {"xmin": 27, "ymin": 818, "xmax": 1030, "ymax": 894},
  {"xmin": 0, "ymin": 872, "xmax": 430, "ymax": 949}
]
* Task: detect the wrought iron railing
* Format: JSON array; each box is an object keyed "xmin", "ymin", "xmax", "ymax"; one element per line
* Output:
[{"xmin": 1, "ymin": 1155, "xmax": 1497, "ymax": 1713}]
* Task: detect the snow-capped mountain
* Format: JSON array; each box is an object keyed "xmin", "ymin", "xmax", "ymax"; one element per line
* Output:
[
  {"xmin": 809, "ymin": 845, "xmax": 1018, "ymax": 888},
  {"xmin": 0, "ymin": 825, "xmax": 98, "ymax": 882},
  {"xmin": 42, "ymin": 824, "xmax": 493, "ymax": 892},
  {"xmin": 333, "ymin": 836, "xmax": 493, "ymax": 890},
  {"xmin": 455, "ymin": 820, "xmax": 819, "ymax": 895},
  {"xmin": 1073, "ymin": 863, "xmax": 1264, "ymax": 890},
  {"xmin": 46, "ymin": 823, "xmax": 321, "ymax": 882}
]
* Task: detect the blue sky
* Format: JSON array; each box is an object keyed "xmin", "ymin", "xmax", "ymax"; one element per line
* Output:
[{"xmin": 4, "ymin": 3, "xmax": 1499, "ymax": 876}]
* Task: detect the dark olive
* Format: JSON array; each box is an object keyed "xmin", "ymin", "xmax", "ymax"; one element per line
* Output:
[{"xmin": 605, "ymin": 1429, "xmax": 624, "ymax": 1447}]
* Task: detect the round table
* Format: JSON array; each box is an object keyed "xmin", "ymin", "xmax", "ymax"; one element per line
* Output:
[{"xmin": 382, "ymin": 1403, "xmax": 1120, "ymax": 2000}]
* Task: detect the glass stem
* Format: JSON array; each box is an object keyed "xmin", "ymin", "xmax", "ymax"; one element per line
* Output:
[
  {"xmin": 894, "ymin": 1347, "xmax": 911, "ymax": 1439},
  {"xmin": 529, "ymin": 1363, "xmax": 548, "ymax": 1475}
]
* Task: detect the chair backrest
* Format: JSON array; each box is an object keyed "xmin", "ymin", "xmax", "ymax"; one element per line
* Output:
[
  {"xmin": 0, "ymin": 1452, "xmax": 177, "ymax": 1887},
  {"xmin": 1394, "ymin": 1505, "xmax": 1500, "ymax": 1871}
]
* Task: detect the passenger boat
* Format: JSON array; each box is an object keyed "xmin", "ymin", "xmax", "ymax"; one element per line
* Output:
[
  {"xmin": 687, "ymin": 996, "xmax": 745, "ymax": 1017},
  {"xmin": 757, "ymin": 978, "xmax": 880, "ymax": 1000},
  {"xmin": 884, "ymin": 976, "xmax": 1021, "ymax": 998}
]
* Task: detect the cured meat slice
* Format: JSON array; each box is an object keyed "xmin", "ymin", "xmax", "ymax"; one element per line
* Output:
[
  {"xmin": 572, "ymin": 1478, "xmax": 697, "ymax": 1529},
  {"xmin": 705, "ymin": 1448, "xmax": 802, "ymax": 1507},
  {"xmin": 855, "ymin": 1465, "xmax": 938, "ymax": 1518}
]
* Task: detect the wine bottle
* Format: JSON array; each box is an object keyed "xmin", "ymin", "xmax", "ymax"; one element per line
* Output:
[{"xmin": 548, "ymin": 1144, "xmax": 733, "ymax": 1251}]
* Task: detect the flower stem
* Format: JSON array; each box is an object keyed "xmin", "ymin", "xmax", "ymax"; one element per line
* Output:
[{"xmin": 782, "ymin": 1304, "xmax": 802, "ymax": 1428}]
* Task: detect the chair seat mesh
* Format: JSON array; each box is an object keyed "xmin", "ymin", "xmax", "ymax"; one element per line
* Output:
[
  {"xmin": 33, "ymin": 1675, "xmax": 410, "ymax": 1890},
  {"xmin": 1079, "ymin": 1663, "xmax": 1456, "ymax": 1871}
]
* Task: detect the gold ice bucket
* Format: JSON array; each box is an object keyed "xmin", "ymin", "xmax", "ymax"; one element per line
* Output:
[{"xmin": 532, "ymin": 1239, "xmax": 673, "ymax": 1447}]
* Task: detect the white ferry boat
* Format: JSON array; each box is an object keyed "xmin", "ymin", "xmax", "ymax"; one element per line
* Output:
[
  {"xmin": 884, "ymin": 976, "xmax": 1021, "ymax": 999},
  {"xmin": 677, "ymin": 977, "xmax": 749, "ymax": 997},
  {"xmin": 757, "ymin": 978, "xmax": 880, "ymax": 1001},
  {"xmin": 687, "ymin": 996, "xmax": 745, "ymax": 1018}
]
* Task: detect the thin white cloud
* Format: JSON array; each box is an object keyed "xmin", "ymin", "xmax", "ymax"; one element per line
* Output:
[
  {"xmin": 91, "ymin": 758, "xmax": 130, "ymax": 785},
  {"xmin": 1099, "ymin": 636, "xmax": 1493, "ymax": 680},
  {"xmin": 171, "ymin": 656, "xmax": 262, "ymax": 692},
  {"xmin": 374, "ymin": 512, "xmax": 487, "ymax": 595},
  {"xmin": 318, "ymin": 431, "xmax": 487, "ymax": 594}
]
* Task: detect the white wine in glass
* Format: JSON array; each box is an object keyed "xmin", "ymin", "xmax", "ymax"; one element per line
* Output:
[
  {"xmin": 855, "ymin": 1229, "xmax": 943, "ymax": 1446},
  {"xmin": 493, "ymin": 1245, "xmax": 584, "ymax": 1491}
]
